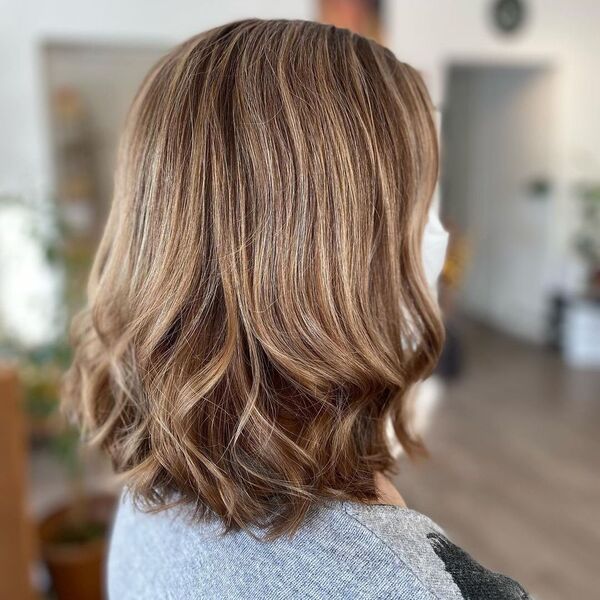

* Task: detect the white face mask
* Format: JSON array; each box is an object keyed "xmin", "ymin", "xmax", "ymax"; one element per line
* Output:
[
  {"xmin": 386, "ymin": 206, "xmax": 449, "ymax": 458},
  {"xmin": 421, "ymin": 205, "xmax": 449, "ymax": 297}
]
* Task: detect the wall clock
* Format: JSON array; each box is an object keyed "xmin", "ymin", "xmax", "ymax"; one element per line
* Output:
[{"xmin": 492, "ymin": 0, "xmax": 527, "ymax": 34}]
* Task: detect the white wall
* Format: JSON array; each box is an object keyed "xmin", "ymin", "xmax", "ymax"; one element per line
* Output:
[{"xmin": 384, "ymin": 0, "xmax": 600, "ymax": 272}]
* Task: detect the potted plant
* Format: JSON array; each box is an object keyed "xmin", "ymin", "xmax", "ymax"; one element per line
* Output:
[
  {"xmin": 574, "ymin": 183, "xmax": 600, "ymax": 298},
  {"xmin": 18, "ymin": 341, "xmax": 115, "ymax": 600},
  {"xmin": 36, "ymin": 415, "xmax": 115, "ymax": 600},
  {"xmin": 1, "ymin": 191, "xmax": 116, "ymax": 599}
]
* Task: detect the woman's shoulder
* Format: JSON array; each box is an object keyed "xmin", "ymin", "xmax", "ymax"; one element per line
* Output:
[
  {"xmin": 336, "ymin": 501, "xmax": 531, "ymax": 599},
  {"xmin": 109, "ymin": 492, "xmax": 531, "ymax": 599}
]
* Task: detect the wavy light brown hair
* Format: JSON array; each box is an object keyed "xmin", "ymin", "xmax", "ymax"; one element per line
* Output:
[{"xmin": 64, "ymin": 18, "xmax": 443, "ymax": 538}]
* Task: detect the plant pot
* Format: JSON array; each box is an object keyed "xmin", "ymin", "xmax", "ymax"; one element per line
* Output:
[{"xmin": 38, "ymin": 493, "xmax": 116, "ymax": 600}]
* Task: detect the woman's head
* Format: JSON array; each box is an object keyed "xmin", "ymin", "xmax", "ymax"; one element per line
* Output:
[{"xmin": 64, "ymin": 19, "xmax": 443, "ymax": 537}]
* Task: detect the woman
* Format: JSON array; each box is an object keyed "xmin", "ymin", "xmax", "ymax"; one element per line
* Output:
[{"xmin": 64, "ymin": 19, "xmax": 530, "ymax": 600}]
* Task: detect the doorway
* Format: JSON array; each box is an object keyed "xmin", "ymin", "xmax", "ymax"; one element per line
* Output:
[{"xmin": 440, "ymin": 64, "xmax": 558, "ymax": 342}]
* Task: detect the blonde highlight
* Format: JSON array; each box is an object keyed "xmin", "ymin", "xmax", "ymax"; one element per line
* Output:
[{"xmin": 64, "ymin": 19, "xmax": 443, "ymax": 538}]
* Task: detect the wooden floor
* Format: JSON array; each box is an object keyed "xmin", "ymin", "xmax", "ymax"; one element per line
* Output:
[{"xmin": 395, "ymin": 320, "xmax": 600, "ymax": 600}]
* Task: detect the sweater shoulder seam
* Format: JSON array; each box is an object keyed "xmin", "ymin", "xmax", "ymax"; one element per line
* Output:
[{"xmin": 339, "ymin": 505, "xmax": 443, "ymax": 600}]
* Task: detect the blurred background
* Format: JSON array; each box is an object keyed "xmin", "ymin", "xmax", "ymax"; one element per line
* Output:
[{"xmin": 1, "ymin": 1, "xmax": 599, "ymax": 599}]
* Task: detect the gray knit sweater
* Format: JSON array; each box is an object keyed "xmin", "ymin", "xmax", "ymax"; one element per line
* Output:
[{"xmin": 108, "ymin": 493, "xmax": 530, "ymax": 599}]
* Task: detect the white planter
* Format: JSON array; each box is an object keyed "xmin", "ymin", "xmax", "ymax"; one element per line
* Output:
[{"xmin": 563, "ymin": 300, "xmax": 600, "ymax": 369}]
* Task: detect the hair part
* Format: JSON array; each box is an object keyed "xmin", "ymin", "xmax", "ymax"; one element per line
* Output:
[{"xmin": 63, "ymin": 18, "xmax": 443, "ymax": 539}]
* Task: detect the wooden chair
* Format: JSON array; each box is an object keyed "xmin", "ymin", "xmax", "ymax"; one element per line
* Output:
[{"xmin": 0, "ymin": 364, "xmax": 38, "ymax": 600}]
